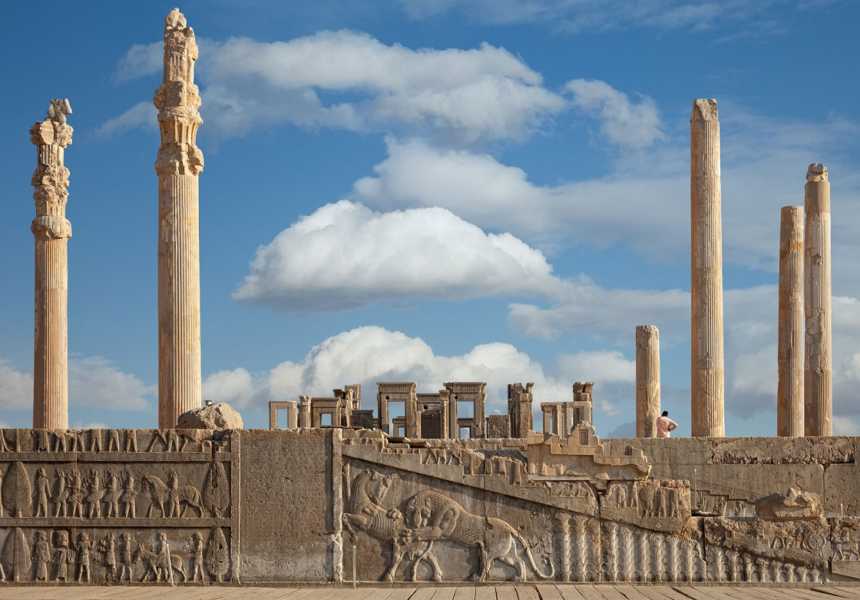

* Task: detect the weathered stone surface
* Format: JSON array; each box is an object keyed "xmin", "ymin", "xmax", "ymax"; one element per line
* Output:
[
  {"xmin": 239, "ymin": 429, "xmax": 332, "ymax": 581},
  {"xmin": 156, "ymin": 8, "xmax": 205, "ymax": 428},
  {"xmin": 755, "ymin": 488, "xmax": 822, "ymax": 521},
  {"xmin": 824, "ymin": 460, "xmax": 860, "ymax": 516},
  {"xmin": 178, "ymin": 403, "xmax": 244, "ymax": 430},
  {"xmin": 635, "ymin": 325, "xmax": 660, "ymax": 438},
  {"xmin": 0, "ymin": 429, "xmax": 857, "ymax": 585},
  {"xmin": 804, "ymin": 163, "xmax": 833, "ymax": 436},
  {"xmin": 31, "ymin": 99, "xmax": 73, "ymax": 431},
  {"xmin": 778, "ymin": 206, "xmax": 805, "ymax": 437},
  {"xmin": 690, "ymin": 98, "xmax": 725, "ymax": 438}
]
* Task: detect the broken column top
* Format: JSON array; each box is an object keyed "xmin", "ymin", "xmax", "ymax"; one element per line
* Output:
[
  {"xmin": 807, "ymin": 163, "xmax": 829, "ymax": 182},
  {"xmin": 691, "ymin": 98, "xmax": 718, "ymax": 121}
]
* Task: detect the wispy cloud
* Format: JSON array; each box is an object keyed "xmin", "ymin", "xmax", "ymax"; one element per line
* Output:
[{"xmin": 105, "ymin": 30, "xmax": 566, "ymax": 144}]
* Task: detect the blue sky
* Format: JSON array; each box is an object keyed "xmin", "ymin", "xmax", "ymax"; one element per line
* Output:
[{"xmin": 2, "ymin": 0, "xmax": 860, "ymax": 435}]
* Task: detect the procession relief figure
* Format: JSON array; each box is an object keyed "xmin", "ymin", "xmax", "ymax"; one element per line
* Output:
[
  {"xmin": 35, "ymin": 467, "xmax": 50, "ymax": 517},
  {"xmin": 53, "ymin": 468, "xmax": 68, "ymax": 517},
  {"xmin": 68, "ymin": 469, "xmax": 84, "ymax": 518},
  {"xmin": 33, "ymin": 531, "xmax": 51, "ymax": 582},
  {"xmin": 167, "ymin": 470, "xmax": 181, "ymax": 517},
  {"xmin": 34, "ymin": 430, "xmax": 50, "ymax": 452},
  {"xmin": 89, "ymin": 430, "xmax": 102, "ymax": 453},
  {"xmin": 86, "ymin": 469, "xmax": 103, "ymax": 519},
  {"xmin": 189, "ymin": 532, "xmax": 206, "ymax": 582},
  {"xmin": 104, "ymin": 470, "xmax": 121, "ymax": 518},
  {"xmin": 54, "ymin": 531, "xmax": 71, "ymax": 582},
  {"xmin": 158, "ymin": 532, "xmax": 176, "ymax": 585},
  {"xmin": 119, "ymin": 532, "xmax": 135, "ymax": 583},
  {"xmin": 125, "ymin": 430, "xmax": 138, "ymax": 452},
  {"xmin": 108, "ymin": 429, "xmax": 121, "ymax": 452},
  {"xmin": 0, "ymin": 430, "xmax": 10, "ymax": 452},
  {"xmin": 76, "ymin": 532, "xmax": 92, "ymax": 583},
  {"xmin": 123, "ymin": 471, "xmax": 138, "ymax": 518},
  {"xmin": 101, "ymin": 532, "xmax": 118, "ymax": 583}
]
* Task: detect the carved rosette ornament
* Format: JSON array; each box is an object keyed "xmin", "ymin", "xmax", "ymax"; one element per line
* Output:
[
  {"xmin": 154, "ymin": 8, "xmax": 206, "ymax": 427},
  {"xmin": 30, "ymin": 99, "xmax": 73, "ymax": 430}
]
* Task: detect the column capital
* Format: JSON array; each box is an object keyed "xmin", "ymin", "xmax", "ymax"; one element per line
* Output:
[
  {"xmin": 691, "ymin": 98, "xmax": 718, "ymax": 122},
  {"xmin": 806, "ymin": 162, "xmax": 828, "ymax": 183},
  {"xmin": 31, "ymin": 99, "xmax": 73, "ymax": 224},
  {"xmin": 154, "ymin": 8, "xmax": 203, "ymax": 177},
  {"xmin": 31, "ymin": 215, "xmax": 72, "ymax": 240}
]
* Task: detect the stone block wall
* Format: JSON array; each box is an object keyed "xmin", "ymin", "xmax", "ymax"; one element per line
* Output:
[{"xmin": 1, "ymin": 428, "xmax": 858, "ymax": 585}]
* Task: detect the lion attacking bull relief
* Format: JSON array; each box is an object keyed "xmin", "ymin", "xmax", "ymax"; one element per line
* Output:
[{"xmin": 342, "ymin": 469, "xmax": 554, "ymax": 582}]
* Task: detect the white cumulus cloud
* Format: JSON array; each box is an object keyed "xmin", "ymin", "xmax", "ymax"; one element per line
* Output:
[
  {"xmin": 233, "ymin": 200, "xmax": 563, "ymax": 310},
  {"xmin": 0, "ymin": 356, "xmax": 153, "ymax": 415},
  {"xmin": 205, "ymin": 325, "xmax": 636, "ymax": 428}
]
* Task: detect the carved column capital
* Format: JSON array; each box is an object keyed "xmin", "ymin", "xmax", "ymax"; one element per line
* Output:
[
  {"xmin": 31, "ymin": 216, "xmax": 72, "ymax": 240},
  {"xmin": 31, "ymin": 99, "xmax": 73, "ymax": 231},
  {"xmin": 154, "ymin": 8, "xmax": 204, "ymax": 178}
]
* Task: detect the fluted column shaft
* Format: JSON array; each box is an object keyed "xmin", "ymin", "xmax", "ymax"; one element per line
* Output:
[
  {"xmin": 636, "ymin": 325, "xmax": 661, "ymax": 437},
  {"xmin": 804, "ymin": 164, "xmax": 832, "ymax": 436},
  {"xmin": 30, "ymin": 102, "xmax": 73, "ymax": 430},
  {"xmin": 158, "ymin": 173, "xmax": 202, "ymax": 427},
  {"xmin": 777, "ymin": 206, "xmax": 804, "ymax": 437},
  {"xmin": 690, "ymin": 98, "xmax": 725, "ymax": 437},
  {"xmin": 155, "ymin": 9, "xmax": 205, "ymax": 428}
]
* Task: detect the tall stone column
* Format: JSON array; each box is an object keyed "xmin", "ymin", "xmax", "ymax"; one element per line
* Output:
[
  {"xmin": 30, "ymin": 99, "xmax": 73, "ymax": 430},
  {"xmin": 778, "ymin": 206, "xmax": 804, "ymax": 437},
  {"xmin": 155, "ymin": 9, "xmax": 205, "ymax": 428},
  {"xmin": 635, "ymin": 325, "xmax": 660, "ymax": 438},
  {"xmin": 690, "ymin": 98, "xmax": 725, "ymax": 437},
  {"xmin": 804, "ymin": 164, "xmax": 832, "ymax": 436}
]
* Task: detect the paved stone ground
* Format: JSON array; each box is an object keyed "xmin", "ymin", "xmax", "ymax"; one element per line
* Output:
[{"xmin": 0, "ymin": 585, "xmax": 859, "ymax": 599}]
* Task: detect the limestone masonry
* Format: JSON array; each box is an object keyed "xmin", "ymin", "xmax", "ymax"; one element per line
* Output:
[{"xmin": 7, "ymin": 7, "xmax": 852, "ymax": 589}]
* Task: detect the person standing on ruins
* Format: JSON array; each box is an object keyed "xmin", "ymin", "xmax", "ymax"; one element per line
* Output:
[{"xmin": 656, "ymin": 410, "xmax": 678, "ymax": 438}]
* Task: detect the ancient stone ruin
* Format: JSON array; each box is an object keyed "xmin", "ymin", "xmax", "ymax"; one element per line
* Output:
[{"xmin": 7, "ymin": 7, "xmax": 854, "ymax": 589}]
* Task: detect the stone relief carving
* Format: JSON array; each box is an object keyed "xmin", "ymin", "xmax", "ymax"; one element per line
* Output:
[
  {"xmin": 2, "ymin": 462, "xmax": 31, "ymax": 518},
  {"xmin": 0, "ymin": 527, "xmax": 232, "ymax": 585},
  {"xmin": 343, "ymin": 468, "xmax": 554, "ymax": 582},
  {"xmin": 0, "ymin": 429, "xmax": 234, "ymax": 586},
  {"xmin": 600, "ymin": 480, "xmax": 690, "ymax": 533},
  {"xmin": 143, "ymin": 472, "xmax": 203, "ymax": 518},
  {"xmin": 755, "ymin": 487, "xmax": 822, "ymax": 521},
  {"xmin": 342, "ymin": 470, "xmax": 440, "ymax": 582}
]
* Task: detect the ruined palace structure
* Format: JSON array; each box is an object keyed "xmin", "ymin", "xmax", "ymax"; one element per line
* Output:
[
  {"xmin": 30, "ymin": 100, "xmax": 73, "ymax": 431},
  {"xmin": 7, "ymin": 8, "xmax": 850, "ymax": 589},
  {"xmin": 155, "ymin": 9, "xmax": 205, "ymax": 429}
]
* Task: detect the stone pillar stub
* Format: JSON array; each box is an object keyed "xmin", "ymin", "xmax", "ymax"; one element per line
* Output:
[
  {"xmin": 804, "ymin": 164, "xmax": 832, "ymax": 436},
  {"xmin": 778, "ymin": 206, "xmax": 804, "ymax": 437},
  {"xmin": 155, "ymin": 9, "xmax": 205, "ymax": 428},
  {"xmin": 690, "ymin": 98, "xmax": 725, "ymax": 437},
  {"xmin": 635, "ymin": 325, "xmax": 661, "ymax": 438},
  {"xmin": 31, "ymin": 99, "xmax": 73, "ymax": 430}
]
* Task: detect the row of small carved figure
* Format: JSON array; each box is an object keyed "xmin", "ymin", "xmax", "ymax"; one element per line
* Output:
[
  {"xmin": 0, "ymin": 430, "xmax": 206, "ymax": 454},
  {"xmin": 0, "ymin": 462, "xmax": 231, "ymax": 520},
  {"xmin": 0, "ymin": 527, "xmax": 230, "ymax": 584},
  {"xmin": 604, "ymin": 482, "xmax": 685, "ymax": 518}
]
